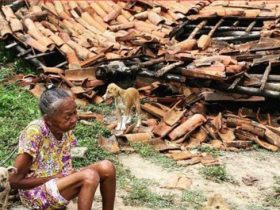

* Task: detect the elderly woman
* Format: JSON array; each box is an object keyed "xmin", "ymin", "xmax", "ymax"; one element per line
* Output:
[{"xmin": 9, "ymin": 88, "xmax": 116, "ymax": 210}]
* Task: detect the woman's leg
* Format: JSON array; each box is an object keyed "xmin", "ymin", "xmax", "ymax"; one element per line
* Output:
[
  {"xmin": 56, "ymin": 168, "xmax": 100, "ymax": 210},
  {"xmin": 55, "ymin": 160, "xmax": 116, "ymax": 210},
  {"xmin": 82, "ymin": 160, "xmax": 116, "ymax": 210}
]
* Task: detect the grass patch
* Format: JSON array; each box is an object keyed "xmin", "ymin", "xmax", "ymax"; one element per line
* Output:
[
  {"xmin": 264, "ymin": 176, "xmax": 280, "ymax": 208},
  {"xmin": 180, "ymin": 190, "xmax": 207, "ymax": 210},
  {"xmin": 247, "ymin": 204, "xmax": 269, "ymax": 210},
  {"xmin": 0, "ymin": 41, "xmax": 33, "ymax": 76},
  {"xmin": 199, "ymin": 165, "xmax": 231, "ymax": 183},
  {"xmin": 273, "ymin": 176, "xmax": 280, "ymax": 193},
  {"xmin": 86, "ymin": 103, "xmax": 114, "ymax": 115},
  {"xmin": 122, "ymin": 178, "xmax": 174, "ymax": 208},
  {"xmin": 12, "ymin": 59, "xmax": 34, "ymax": 75},
  {"xmin": 197, "ymin": 145, "xmax": 222, "ymax": 157},
  {"xmin": 131, "ymin": 142, "xmax": 177, "ymax": 169},
  {"xmin": 0, "ymin": 67, "xmax": 14, "ymax": 82},
  {"xmin": 72, "ymin": 122, "xmax": 114, "ymax": 168},
  {"xmin": 0, "ymin": 84, "xmax": 40, "ymax": 165},
  {"xmin": 118, "ymin": 161, "xmax": 174, "ymax": 209}
]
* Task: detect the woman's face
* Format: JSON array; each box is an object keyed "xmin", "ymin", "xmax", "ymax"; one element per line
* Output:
[{"xmin": 46, "ymin": 97, "xmax": 78, "ymax": 133}]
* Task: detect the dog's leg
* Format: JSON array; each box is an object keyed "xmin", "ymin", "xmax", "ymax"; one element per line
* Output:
[
  {"xmin": 120, "ymin": 115, "xmax": 128, "ymax": 130},
  {"xmin": 135, "ymin": 101, "xmax": 141, "ymax": 127},
  {"xmin": 120, "ymin": 106, "xmax": 131, "ymax": 130},
  {"xmin": 116, "ymin": 113, "xmax": 122, "ymax": 130},
  {"xmin": 115, "ymin": 101, "xmax": 122, "ymax": 130},
  {"xmin": 126, "ymin": 107, "xmax": 132, "ymax": 124}
]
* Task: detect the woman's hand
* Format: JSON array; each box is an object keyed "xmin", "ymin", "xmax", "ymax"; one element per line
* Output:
[
  {"xmin": 9, "ymin": 153, "xmax": 55, "ymax": 190},
  {"xmin": 54, "ymin": 173, "xmax": 64, "ymax": 179}
]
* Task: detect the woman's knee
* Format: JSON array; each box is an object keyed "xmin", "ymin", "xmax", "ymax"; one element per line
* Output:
[
  {"xmin": 98, "ymin": 160, "xmax": 116, "ymax": 177},
  {"xmin": 80, "ymin": 168, "xmax": 100, "ymax": 185}
]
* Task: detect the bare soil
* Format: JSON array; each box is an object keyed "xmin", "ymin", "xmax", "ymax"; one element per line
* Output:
[
  {"xmin": 11, "ymin": 150, "xmax": 280, "ymax": 210},
  {"xmin": 117, "ymin": 150, "xmax": 280, "ymax": 210}
]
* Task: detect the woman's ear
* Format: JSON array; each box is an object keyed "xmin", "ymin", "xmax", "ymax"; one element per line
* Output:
[{"xmin": 43, "ymin": 114, "xmax": 53, "ymax": 127}]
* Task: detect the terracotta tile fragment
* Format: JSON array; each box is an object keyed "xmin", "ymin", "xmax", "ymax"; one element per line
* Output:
[
  {"xmin": 98, "ymin": 135, "xmax": 120, "ymax": 154},
  {"xmin": 169, "ymin": 114, "xmax": 207, "ymax": 141},
  {"xmin": 30, "ymin": 83, "xmax": 46, "ymax": 98},
  {"xmin": 78, "ymin": 112, "xmax": 104, "ymax": 122},
  {"xmin": 201, "ymin": 154, "xmax": 219, "ymax": 166},
  {"xmin": 169, "ymin": 151, "xmax": 193, "ymax": 161},
  {"xmin": 163, "ymin": 108, "xmax": 185, "ymax": 127},
  {"xmin": 141, "ymin": 103, "xmax": 165, "ymax": 119},
  {"xmin": 119, "ymin": 133, "xmax": 152, "ymax": 143},
  {"xmin": 153, "ymin": 121, "xmax": 176, "ymax": 138},
  {"xmin": 65, "ymin": 68, "xmax": 96, "ymax": 81},
  {"xmin": 177, "ymin": 156, "xmax": 202, "ymax": 166},
  {"xmin": 161, "ymin": 174, "xmax": 192, "ymax": 190},
  {"xmin": 224, "ymin": 140, "xmax": 253, "ymax": 149},
  {"xmin": 71, "ymin": 86, "xmax": 86, "ymax": 95}
]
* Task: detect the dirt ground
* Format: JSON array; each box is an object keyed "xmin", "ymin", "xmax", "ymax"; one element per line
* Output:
[
  {"xmin": 116, "ymin": 150, "xmax": 280, "ymax": 210},
  {"xmin": 12, "ymin": 149, "xmax": 280, "ymax": 210}
]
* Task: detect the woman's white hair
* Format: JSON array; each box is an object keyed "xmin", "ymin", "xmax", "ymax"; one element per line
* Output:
[{"xmin": 39, "ymin": 88, "xmax": 70, "ymax": 117}]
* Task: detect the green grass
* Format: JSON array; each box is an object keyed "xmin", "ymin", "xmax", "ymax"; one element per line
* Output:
[
  {"xmin": 0, "ymin": 84, "xmax": 40, "ymax": 165},
  {"xmin": 131, "ymin": 142, "xmax": 177, "ymax": 169},
  {"xmin": 0, "ymin": 41, "xmax": 33, "ymax": 76},
  {"xmin": 199, "ymin": 165, "xmax": 232, "ymax": 183},
  {"xmin": 0, "ymin": 67, "xmax": 14, "ymax": 82},
  {"xmin": 122, "ymin": 177, "xmax": 174, "ymax": 208},
  {"xmin": 72, "ymin": 122, "xmax": 115, "ymax": 168},
  {"xmin": 247, "ymin": 204, "xmax": 269, "ymax": 210},
  {"xmin": 273, "ymin": 176, "xmax": 280, "ymax": 193},
  {"xmin": 197, "ymin": 145, "xmax": 222, "ymax": 158},
  {"xmin": 264, "ymin": 176, "xmax": 280, "ymax": 208},
  {"xmin": 118, "ymin": 162, "xmax": 175, "ymax": 209},
  {"xmin": 86, "ymin": 103, "xmax": 114, "ymax": 115},
  {"xmin": 180, "ymin": 190, "xmax": 207, "ymax": 210}
]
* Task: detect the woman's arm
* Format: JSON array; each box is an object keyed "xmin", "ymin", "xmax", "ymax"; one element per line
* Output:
[{"xmin": 9, "ymin": 153, "xmax": 58, "ymax": 190}]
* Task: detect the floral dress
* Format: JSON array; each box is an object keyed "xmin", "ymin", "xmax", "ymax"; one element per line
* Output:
[{"xmin": 18, "ymin": 118, "xmax": 77, "ymax": 209}]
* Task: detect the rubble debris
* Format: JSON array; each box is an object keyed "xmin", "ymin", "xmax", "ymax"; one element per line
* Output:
[
  {"xmin": 117, "ymin": 133, "xmax": 153, "ymax": 144},
  {"xmin": 161, "ymin": 174, "xmax": 192, "ymax": 190},
  {"xmin": 168, "ymin": 151, "xmax": 193, "ymax": 161},
  {"xmin": 242, "ymin": 175, "xmax": 258, "ymax": 186},
  {"xmin": 168, "ymin": 114, "xmax": 207, "ymax": 140},
  {"xmin": 71, "ymin": 147, "xmax": 88, "ymax": 158},
  {"xmin": 98, "ymin": 135, "xmax": 120, "ymax": 154},
  {"xmin": 1, "ymin": 0, "xmax": 280, "ymax": 165},
  {"xmin": 78, "ymin": 111, "xmax": 103, "ymax": 122},
  {"xmin": 0, "ymin": 0, "xmax": 280, "ymax": 102}
]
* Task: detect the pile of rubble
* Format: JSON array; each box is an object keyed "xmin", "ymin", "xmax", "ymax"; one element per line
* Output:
[
  {"xmin": 97, "ymin": 81, "xmax": 280, "ymax": 166},
  {"xmin": 2, "ymin": 0, "xmax": 280, "ymax": 162},
  {"xmin": 1, "ymin": 0, "xmax": 280, "ymax": 103}
]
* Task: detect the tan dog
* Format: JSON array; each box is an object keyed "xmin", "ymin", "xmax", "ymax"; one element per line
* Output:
[
  {"xmin": 0, "ymin": 166, "xmax": 17, "ymax": 210},
  {"xmin": 103, "ymin": 83, "xmax": 141, "ymax": 131}
]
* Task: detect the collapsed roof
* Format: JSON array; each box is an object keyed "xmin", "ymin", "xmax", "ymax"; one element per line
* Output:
[{"xmin": 1, "ymin": 0, "xmax": 280, "ymax": 101}]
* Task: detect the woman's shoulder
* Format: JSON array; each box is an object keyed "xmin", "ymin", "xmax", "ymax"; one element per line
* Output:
[{"xmin": 21, "ymin": 118, "xmax": 48, "ymax": 136}]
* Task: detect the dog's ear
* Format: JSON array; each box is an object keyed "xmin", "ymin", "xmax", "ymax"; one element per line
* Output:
[
  {"xmin": 7, "ymin": 166, "xmax": 17, "ymax": 174},
  {"xmin": 116, "ymin": 89, "xmax": 120, "ymax": 96}
]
